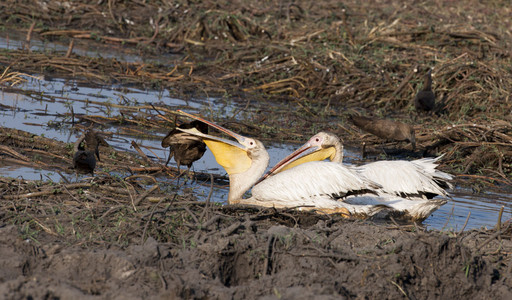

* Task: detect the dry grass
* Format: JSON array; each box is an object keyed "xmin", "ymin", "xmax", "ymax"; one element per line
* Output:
[
  {"xmin": 0, "ymin": 0, "xmax": 511, "ymax": 180},
  {"xmin": 0, "ymin": 66, "xmax": 36, "ymax": 86}
]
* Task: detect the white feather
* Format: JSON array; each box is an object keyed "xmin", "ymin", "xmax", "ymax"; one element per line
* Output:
[
  {"xmin": 245, "ymin": 157, "xmax": 450, "ymax": 220},
  {"xmin": 344, "ymin": 194, "xmax": 447, "ymax": 220},
  {"xmin": 249, "ymin": 161, "xmax": 379, "ymax": 208},
  {"xmin": 351, "ymin": 156, "xmax": 453, "ymax": 198}
]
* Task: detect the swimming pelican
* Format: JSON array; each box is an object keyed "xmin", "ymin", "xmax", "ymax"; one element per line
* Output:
[
  {"xmin": 176, "ymin": 111, "xmax": 383, "ymax": 215},
  {"xmin": 262, "ymin": 132, "xmax": 453, "ymax": 220},
  {"xmin": 161, "ymin": 120, "xmax": 208, "ymax": 172}
]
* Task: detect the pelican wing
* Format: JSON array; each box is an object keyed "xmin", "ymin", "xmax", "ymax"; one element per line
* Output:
[
  {"xmin": 351, "ymin": 156, "xmax": 453, "ymax": 199},
  {"xmin": 251, "ymin": 161, "xmax": 380, "ymax": 206},
  {"xmin": 343, "ymin": 195, "xmax": 447, "ymax": 220}
]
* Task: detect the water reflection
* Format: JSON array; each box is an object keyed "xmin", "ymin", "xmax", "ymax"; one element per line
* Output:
[
  {"xmin": 0, "ymin": 32, "xmax": 179, "ymax": 64},
  {"xmin": 0, "ymin": 164, "xmax": 63, "ymax": 182},
  {"xmin": 425, "ymin": 189, "xmax": 512, "ymax": 230}
]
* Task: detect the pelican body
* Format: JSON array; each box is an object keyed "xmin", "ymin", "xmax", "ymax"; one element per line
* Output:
[
  {"xmin": 263, "ymin": 132, "xmax": 453, "ymax": 220},
  {"xmin": 177, "ymin": 111, "xmax": 383, "ymax": 215}
]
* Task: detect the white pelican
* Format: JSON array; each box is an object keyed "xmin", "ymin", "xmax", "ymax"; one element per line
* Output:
[
  {"xmin": 176, "ymin": 111, "xmax": 384, "ymax": 216},
  {"xmin": 262, "ymin": 132, "xmax": 453, "ymax": 220}
]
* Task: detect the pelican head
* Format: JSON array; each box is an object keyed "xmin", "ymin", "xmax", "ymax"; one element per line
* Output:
[
  {"xmin": 260, "ymin": 132, "xmax": 343, "ymax": 181},
  {"xmin": 177, "ymin": 111, "xmax": 269, "ymax": 203}
]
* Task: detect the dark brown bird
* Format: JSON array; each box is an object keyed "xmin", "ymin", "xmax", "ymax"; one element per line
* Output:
[
  {"xmin": 73, "ymin": 130, "xmax": 107, "ymax": 174},
  {"xmin": 161, "ymin": 120, "xmax": 208, "ymax": 172},
  {"xmin": 414, "ymin": 69, "xmax": 435, "ymax": 112},
  {"xmin": 349, "ymin": 115, "xmax": 416, "ymax": 150}
]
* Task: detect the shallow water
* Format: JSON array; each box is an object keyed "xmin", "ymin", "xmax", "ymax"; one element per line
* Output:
[
  {"xmin": 1, "ymin": 37, "xmax": 510, "ymax": 231},
  {"xmin": 425, "ymin": 189, "xmax": 511, "ymax": 231},
  {"xmin": 0, "ymin": 32, "xmax": 178, "ymax": 64}
]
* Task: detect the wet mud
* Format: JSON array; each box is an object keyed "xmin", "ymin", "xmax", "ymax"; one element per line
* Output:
[{"xmin": 1, "ymin": 209, "xmax": 512, "ymax": 299}]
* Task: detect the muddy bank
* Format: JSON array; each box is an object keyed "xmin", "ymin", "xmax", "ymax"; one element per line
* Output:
[{"xmin": 1, "ymin": 209, "xmax": 511, "ymax": 299}]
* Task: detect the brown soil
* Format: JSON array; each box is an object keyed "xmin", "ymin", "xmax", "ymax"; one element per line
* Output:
[
  {"xmin": 2, "ymin": 206, "xmax": 512, "ymax": 300},
  {"xmin": 1, "ymin": 0, "xmax": 512, "ymax": 299}
]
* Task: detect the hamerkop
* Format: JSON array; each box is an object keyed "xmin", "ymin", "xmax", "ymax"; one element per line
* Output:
[
  {"xmin": 414, "ymin": 69, "xmax": 435, "ymax": 112},
  {"xmin": 161, "ymin": 120, "xmax": 208, "ymax": 172},
  {"xmin": 73, "ymin": 130, "xmax": 107, "ymax": 174},
  {"xmin": 349, "ymin": 115, "xmax": 416, "ymax": 150}
]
